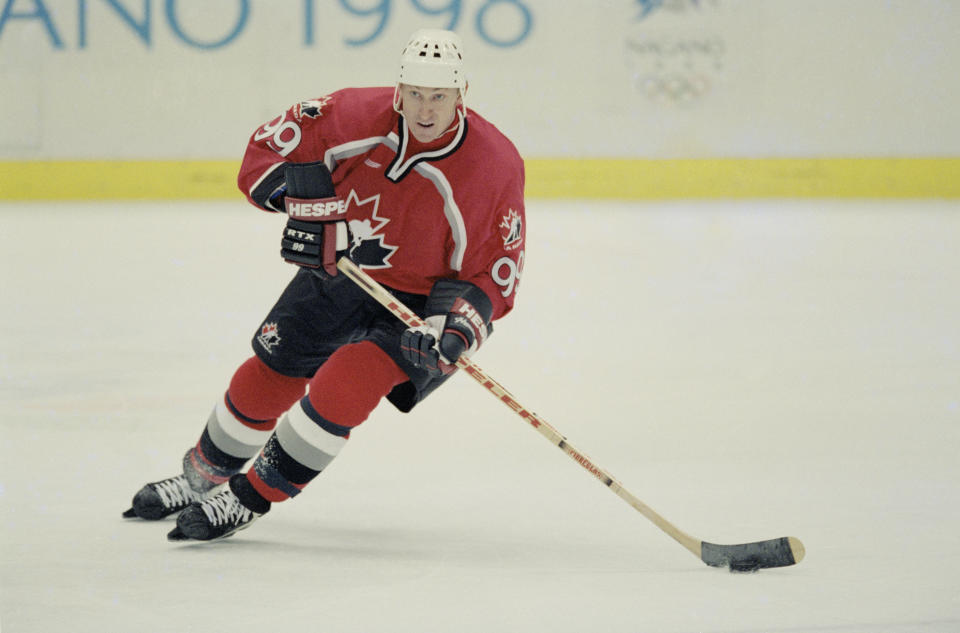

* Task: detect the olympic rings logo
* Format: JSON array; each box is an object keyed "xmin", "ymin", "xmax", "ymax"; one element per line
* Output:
[
  {"xmin": 635, "ymin": 72, "xmax": 712, "ymax": 103},
  {"xmin": 625, "ymin": 35, "xmax": 724, "ymax": 104}
]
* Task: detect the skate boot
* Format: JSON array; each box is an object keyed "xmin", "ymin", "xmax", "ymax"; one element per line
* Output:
[
  {"xmin": 122, "ymin": 474, "xmax": 207, "ymax": 520},
  {"xmin": 167, "ymin": 474, "xmax": 270, "ymax": 542}
]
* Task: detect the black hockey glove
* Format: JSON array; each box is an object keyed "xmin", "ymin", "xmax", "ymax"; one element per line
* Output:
[
  {"xmin": 400, "ymin": 279, "xmax": 493, "ymax": 376},
  {"xmin": 280, "ymin": 161, "xmax": 349, "ymax": 276}
]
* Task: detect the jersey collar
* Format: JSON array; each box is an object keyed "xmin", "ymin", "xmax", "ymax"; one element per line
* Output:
[{"xmin": 385, "ymin": 110, "xmax": 468, "ymax": 182}]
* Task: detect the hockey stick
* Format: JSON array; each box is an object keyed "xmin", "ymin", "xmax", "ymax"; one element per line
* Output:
[{"xmin": 337, "ymin": 258, "xmax": 805, "ymax": 571}]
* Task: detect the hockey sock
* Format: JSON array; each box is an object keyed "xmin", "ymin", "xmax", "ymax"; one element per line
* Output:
[
  {"xmin": 184, "ymin": 357, "xmax": 308, "ymax": 491},
  {"xmin": 307, "ymin": 340, "xmax": 408, "ymax": 427},
  {"xmin": 246, "ymin": 398, "xmax": 352, "ymax": 502},
  {"xmin": 244, "ymin": 342, "xmax": 407, "ymax": 503},
  {"xmin": 229, "ymin": 355, "xmax": 309, "ymax": 420}
]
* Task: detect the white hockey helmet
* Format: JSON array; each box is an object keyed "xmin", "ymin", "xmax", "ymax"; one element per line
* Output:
[{"xmin": 394, "ymin": 29, "xmax": 467, "ymax": 112}]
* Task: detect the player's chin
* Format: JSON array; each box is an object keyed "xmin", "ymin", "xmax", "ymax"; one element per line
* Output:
[{"xmin": 412, "ymin": 123, "xmax": 437, "ymax": 141}]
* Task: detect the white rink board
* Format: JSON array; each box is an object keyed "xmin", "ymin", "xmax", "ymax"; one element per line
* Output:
[
  {"xmin": 1, "ymin": 199, "xmax": 959, "ymax": 632},
  {"xmin": 1, "ymin": 0, "xmax": 958, "ymax": 159}
]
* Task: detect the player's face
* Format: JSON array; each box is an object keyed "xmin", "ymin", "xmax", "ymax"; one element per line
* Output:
[{"xmin": 398, "ymin": 84, "xmax": 461, "ymax": 142}]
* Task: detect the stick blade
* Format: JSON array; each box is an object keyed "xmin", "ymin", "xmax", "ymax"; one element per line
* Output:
[{"xmin": 701, "ymin": 536, "xmax": 805, "ymax": 572}]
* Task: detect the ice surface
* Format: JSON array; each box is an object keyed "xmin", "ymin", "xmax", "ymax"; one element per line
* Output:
[{"xmin": 2, "ymin": 199, "xmax": 958, "ymax": 632}]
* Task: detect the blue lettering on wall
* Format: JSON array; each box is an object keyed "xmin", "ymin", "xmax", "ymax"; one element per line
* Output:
[
  {"xmin": 635, "ymin": 0, "xmax": 716, "ymax": 21},
  {"xmin": 78, "ymin": 0, "xmax": 151, "ymax": 48},
  {"xmin": 0, "ymin": 0, "xmax": 64, "ymax": 48},
  {"xmin": 165, "ymin": 0, "xmax": 248, "ymax": 50},
  {"xmin": 0, "ymin": 0, "xmax": 533, "ymax": 50},
  {"xmin": 475, "ymin": 0, "xmax": 532, "ymax": 48}
]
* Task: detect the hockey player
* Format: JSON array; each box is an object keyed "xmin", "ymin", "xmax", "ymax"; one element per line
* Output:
[{"xmin": 123, "ymin": 29, "xmax": 526, "ymax": 542}]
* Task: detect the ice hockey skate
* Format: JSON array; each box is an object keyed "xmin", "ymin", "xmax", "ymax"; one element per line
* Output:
[
  {"xmin": 167, "ymin": 475, "xmax": 270, "ymax": 542},
  {"xmin": 122, "ymin": 474, "xmax": 207, "ymax": 521}
]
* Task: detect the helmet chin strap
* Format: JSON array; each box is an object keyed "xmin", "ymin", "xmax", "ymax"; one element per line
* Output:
[
  {"xmin": 392, "ymin": 85, "xmax": 402, "ymax": 114},
  {"xmin": 440, "ymin": 107, "xmax": 467, "ymax": 139},
  {"xmin": 457, "ymin": 84, "xmax": 468, "ymax": 118}
]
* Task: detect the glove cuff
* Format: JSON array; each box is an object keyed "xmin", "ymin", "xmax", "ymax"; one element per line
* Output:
[
  {"xmin": 424, "ymin": 280, "xmax": 494, "ymax": 361},
  {"xmin": 424, "ymin": 279, "xmax": 494, "ymax": 324}
]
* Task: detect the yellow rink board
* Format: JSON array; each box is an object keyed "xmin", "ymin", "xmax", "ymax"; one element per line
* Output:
[{"xmin": 1, "ymin": 158, "xmax": 958, "ymax": 200}]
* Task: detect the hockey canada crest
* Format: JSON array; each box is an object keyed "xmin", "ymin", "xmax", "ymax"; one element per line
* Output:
[
  {"xmin": 499, "ymin": 208, "xmax": 523, "ymax": 250},
  {"xmin": 343, "ymin": 190, "xmax": 398, "ymax": 269},
  {"xmin": 257, "ymin": 322, "xmax": 281, "ymax": 353},
  {"xmin": 294, "ymin": 96, "xmax": 331, "ymax": 120}
]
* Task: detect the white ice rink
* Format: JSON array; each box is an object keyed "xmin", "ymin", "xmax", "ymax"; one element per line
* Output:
[{"xmin": 1, "ymin": 198, "xmax": 958, "ymax": 632}]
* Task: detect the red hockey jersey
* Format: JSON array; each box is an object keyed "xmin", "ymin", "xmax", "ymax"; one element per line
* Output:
[{"xmin": 238, "ymin": 87, "xmax": 525, "ymax": 321}]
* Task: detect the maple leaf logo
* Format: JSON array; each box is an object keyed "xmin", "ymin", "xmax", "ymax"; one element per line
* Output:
[
  {"xmin": 343, "ymin": 190, "xmax": 398, "ymax": 269},
  {"xmin": 499, "ymin": 208, "xmax": 523, "ymax": 250},
  {"xmin": 256, "ymin": 322, "xmax": 281, "ymax": 353},
  {"xmin": 295, "ymin": 96, "xmax": 332, "ymax": 120}
]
